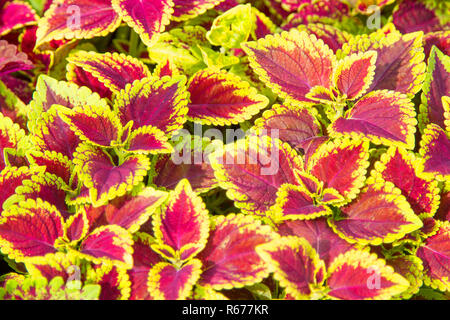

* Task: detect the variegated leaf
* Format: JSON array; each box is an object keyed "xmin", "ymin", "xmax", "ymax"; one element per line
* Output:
[
  {"xmin": 0, "ymin": 113, "xmax": 28, "ymax": 171},
  {"xmin": 197, "ymin": 214, "xmax": 276, "ymax": 290},
  {"xmin": 340, "ymin": 31, "xmax": 426, "ymax": 96},
  {"xmin": 416, "ymin": 222, "xmax": 450, "ymax": 292},
  {"xmin": 126, "ymin": 125, "xmax": 173, "ymax": 155},
  {"xmin": 307, "ymin": 137, "xmax": 370, "ymax": 205},
  {"xmin": 332, "ymin": 50, "xmax": 377, "ymax": 101},
  {"xmin": 296, "ymin": 23, "xmax": 353, "ymax": 54},
  {"xmin": 152, "ymin": 179, "xmax": 210, "ymax": 261},
  {"xmin": 256, "ymin": 236, "xmax": 326, "ymax": 299},
  {"xmin": 111, "ymin": 0, "xmax": 173, "ymax": 47},
  {"xmin": 0, "ymin": 166, "xmax": 44, "ymax": 210},
  {"xmin": 36, "ymin": 0, "xmax": 121, "ymax": 47},
  {"xmin": 0, "ymin": 1, "xmax": 38, "ymax": 37},
  {"xmin": 419, "ymin": 124, "xmax": 450, "ymax": 181},
  {"xmin": 209, "ymin": 134, "xmax": 303, "ymax": 216},
  {"xmin": 329, "ymin": 177, "xmax": 423, "ymax": 245},
  {"xmin": 114, "ymin": 76, "xmax": 189, "ymax": 134},
  {"xmin": 270, "ymin": 184, "xmax": 331, "ymax": 222},
  {"xmin": 372, "ymin": 147, "xmax": 440, "ymax": 218},
  {"xmin": 419, "ymin": 46, "xmax": 450, "ymax": 131},
  {"xmin": 84, "ymin": 188, "xmax": 167, "ymax": 234},
  {"xmin": 66, "ymin": 51, "xmax": 152, "ymax": 93},
  {"xmin": 277, "ymin": 218, "xmax": 356, "ymax": 267},
  {"xmin": 172, "ymin": 0, "xmax": 224, "ymax": 21},
  {"xmin": 327, "ymin": 250, "xmax": 409, "ymax": 300},
  {"xmin": 253, "ymin": 103, "xmax": 322, "ymax": 153},
  {"xmin": 147, "ymin": 259, "xmax": 202, "ymax": 300},
  {"xmin": 73, "ymin": 143, "xmax": 150, "ymax": 207},
  {"xmin": 329, "ymin": 90, "xmax": 417, "ymax": 150},
  {"xmin": 187, "ymin": 69, "xmax": 268, "ymax": 126},
  {"xmin": 128, "ymin": 233, "xmax": 162, "ymax": 300},
  {"xmin": 0, "ymin": 199, "xmax": 64, "ymax": 262},
  {"xmin": 242, "ymin": 29, "xmax": 335, "ymax": 104},
  {"xmin": 28, "ymin": 75, "xmax": 108, "ymax": 130},
  {"xmin": 392, "ymin": 0, "xmax": 442, "ymax": 34},
  {"xmin": 31, "ymin": 106, "xmax": 81, "ymax": 160},
  {"xmin": 58, "ymin": 105, "xmax": 125, "ymax": 148},
  {"xmin": 76, "ymin": 225, "xmax": 133, "ymax": 268}
]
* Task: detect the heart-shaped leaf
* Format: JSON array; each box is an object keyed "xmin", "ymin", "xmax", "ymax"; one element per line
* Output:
[{"xmin": 332, "ymin": 50, "xmax": 377, "ymax": 101}]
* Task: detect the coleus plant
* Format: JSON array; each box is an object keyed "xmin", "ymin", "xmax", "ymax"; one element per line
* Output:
[{"xmin": 0, "ymin": 0, "xmax": 449, "ymax": 300}]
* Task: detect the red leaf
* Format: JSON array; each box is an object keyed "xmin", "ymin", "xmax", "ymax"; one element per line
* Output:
[
  {"xmin": 153, "ymin": 180, "xmax": 209, "ymax": 261},
  {"xmin": 147, "ymin": 260, "xmax": 202, "ymax": 300},
  {"xmin": 327, "ymin": 250, "xmax": 409, "ymax": 300},
  {"xmin": 277, "ymin": 218, "xmax": 356, "ymax": 266},
  {"xmin": 0, "ymin": 199, "xmax": 64, "ymax": 261},
  {"xmin": 198, "ymin": 214, "xmax": 275, "ymax": 290},
  {"xmin": 416, "ymin": 222, "xmax": 450, "ymax": 292}
]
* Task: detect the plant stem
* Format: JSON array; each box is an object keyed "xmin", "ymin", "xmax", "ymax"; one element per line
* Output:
[{"xmin": 129, "ymin": 31, "xmax": 139, "ymax": 57}]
